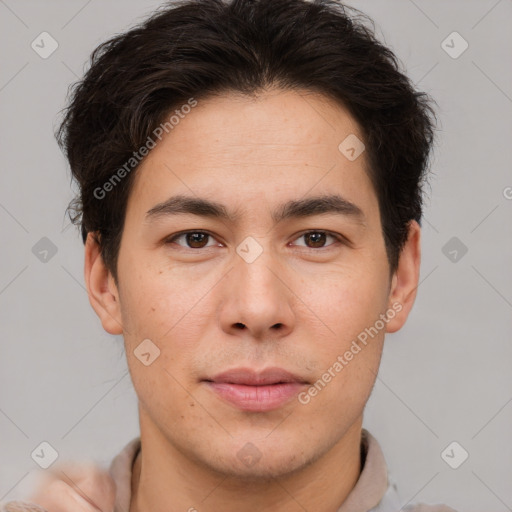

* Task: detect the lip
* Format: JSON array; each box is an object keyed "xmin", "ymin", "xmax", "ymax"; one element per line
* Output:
[{"xmin": 203, "ymin": 367, "xmax": 309, "ymax": 412}]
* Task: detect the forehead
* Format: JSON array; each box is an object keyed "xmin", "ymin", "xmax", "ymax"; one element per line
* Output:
[
  {"xmin": 157, "ymin": 88, "xmax": 363, "ymax": 154},
  {"xmin": 125, "ymin": 88, "xmax": 377, "ymax": 225}
]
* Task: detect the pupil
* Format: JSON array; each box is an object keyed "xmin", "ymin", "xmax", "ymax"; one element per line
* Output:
[
  {"xmin": 188, "ymin": 233, "xmax": 207, "ymax": 248},
  {"xmin": 307, "ymin": 232, "xmax": 325, "ymax": 247}
]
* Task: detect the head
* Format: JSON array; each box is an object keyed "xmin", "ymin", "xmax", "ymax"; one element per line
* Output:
[{"xmin": 60, "ymin": 0, "xmax": 436, "ymax": 479}]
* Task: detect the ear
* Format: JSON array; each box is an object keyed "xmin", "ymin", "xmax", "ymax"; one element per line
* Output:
[
  {"xmin": 84, "ymin": 232, "xmax": 124, "ymax": 335},
  {"xmin": 385, "ymin": 220, "xmax": 421, "ymax": 333}
]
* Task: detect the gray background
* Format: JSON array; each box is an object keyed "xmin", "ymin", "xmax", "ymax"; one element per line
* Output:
[{"xmin": 1, "ymin": 0, "xmax": 511, "ymax": 510}]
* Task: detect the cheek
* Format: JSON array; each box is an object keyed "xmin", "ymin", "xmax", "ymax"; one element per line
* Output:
[
  {"xmin": 309, "ymin": 261, "xmax": 389, "ymax": 394},
  {"xmin": 116, "ymin": 254, "xmax": 185, "ymax": 335},
  {"xmin": 300, "ymin": 280, "xmax": 386, "ymax": 410},
  {"xmin": 304, "ymin": 264, "xmax": 389, "ymax": 346},
  {"xmin": 117, "ymin": 262, "xmax": 213, "ymax": 381}
]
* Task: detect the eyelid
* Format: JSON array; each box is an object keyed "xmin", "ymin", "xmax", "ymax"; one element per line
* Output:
[
  {"xmin": 164, "ymin": 230, "xmax": 221, "ymax": 247},
  {"xmin": 164, "ymin": 229, "xmax": 348, "ymax": 249},
  {"xmin": 290, "ymin": 229, "xmax": 348, "ymax": 248}
]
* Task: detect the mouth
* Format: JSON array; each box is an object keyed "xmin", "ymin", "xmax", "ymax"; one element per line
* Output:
[{"xmin": 203, "ymin": 367, "xmax": 309, "ymax": 412}]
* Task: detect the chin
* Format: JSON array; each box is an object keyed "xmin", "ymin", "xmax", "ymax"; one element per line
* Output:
[
  {"xmin": 219, "ymin": 454, "xmax": 311, "ymax": 482},
  {"xmin": 196, "ymin": 435, "xmax": 318, "ymax": 482}
]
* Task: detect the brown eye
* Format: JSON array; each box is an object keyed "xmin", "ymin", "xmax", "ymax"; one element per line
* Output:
[
  {"xmin": 185, "ymin": 232, "xmax": 209, "ymax": 248},
  {"xmin": 294, "ymin": 231, "xmax": 340, "ymax": 249},
  {"xmin": 304, "ymin": 232, "xmax": 327, "ymax": 248},
  {"xmin": 166, "ymin": 231, "xmax": 215, "ymax": 249}
]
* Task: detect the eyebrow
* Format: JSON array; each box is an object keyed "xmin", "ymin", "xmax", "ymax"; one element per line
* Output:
[{"xmin": 145, "ymin": 193, "xmax": 365, "ymax": 225}]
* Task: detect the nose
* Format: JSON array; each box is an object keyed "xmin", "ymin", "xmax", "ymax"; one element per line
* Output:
[{"xmin": 218, "ymin": 245, "xmax": 296, "ymax": 341}]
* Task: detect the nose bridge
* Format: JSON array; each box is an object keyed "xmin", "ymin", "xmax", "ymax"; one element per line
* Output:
[
  {"xmin": 250, "ymin": 254, "xmax": 279, "ymax": 287},
  {"xmin": 219, "ymin": 236, "xmax": 295, "ymax": 338},
  {"xmin": 235, "ymin": 236, "xmax": 284, "ymax": 304}
]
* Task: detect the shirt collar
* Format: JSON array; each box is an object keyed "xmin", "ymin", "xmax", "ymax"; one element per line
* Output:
[{"xmin": 336, "ymin": 428, "xmax": 400, "ymax": 512}]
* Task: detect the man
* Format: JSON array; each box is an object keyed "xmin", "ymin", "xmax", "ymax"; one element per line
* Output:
[{"xmin": 1, "ymin": 0, "xmax": 457, "ymax": 510}]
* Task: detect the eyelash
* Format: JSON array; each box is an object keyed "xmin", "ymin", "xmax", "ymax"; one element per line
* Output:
[{"xmin": 164, "ymin": 230, "xmax": 347, "ymax": 250}]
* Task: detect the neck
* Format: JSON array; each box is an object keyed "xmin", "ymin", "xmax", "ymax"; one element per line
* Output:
[{"xmin": 130, "ymin": 413, "xmax": 363, "ymax": 512}]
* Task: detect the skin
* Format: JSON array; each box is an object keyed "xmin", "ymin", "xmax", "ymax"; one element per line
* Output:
[{"xmin": 85, "ymin": 88, "xmax": 421, "ymax": 512}]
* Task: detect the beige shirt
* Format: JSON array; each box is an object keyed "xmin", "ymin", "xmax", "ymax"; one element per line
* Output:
[{"xmin": 1, "ymin": 429, "xmax": 458, "ymax": 512}]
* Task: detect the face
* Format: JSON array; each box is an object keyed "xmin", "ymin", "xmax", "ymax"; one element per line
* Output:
[{"xmin": 86, "ymin": 88, "xmax": 419, "ymax": 480}]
